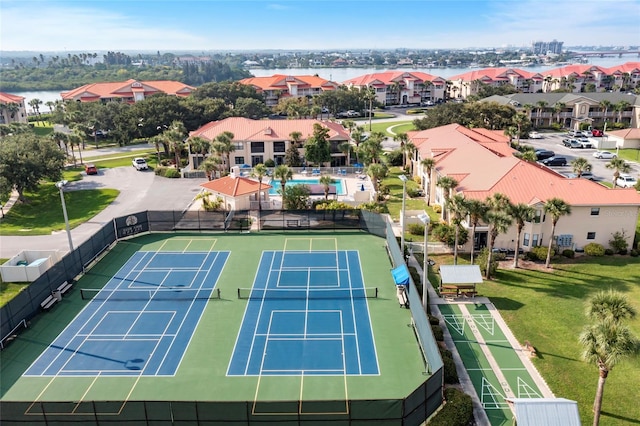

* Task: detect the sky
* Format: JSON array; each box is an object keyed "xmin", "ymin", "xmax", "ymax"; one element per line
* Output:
[{"xmin": 1, "ymin": 0, "xmax": 639, "ymax": 52}]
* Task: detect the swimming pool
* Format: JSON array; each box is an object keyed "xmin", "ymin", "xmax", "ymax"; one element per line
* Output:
[{"xmin": 269, "ymin": 178, "xmax": 346, "ymax": 195}]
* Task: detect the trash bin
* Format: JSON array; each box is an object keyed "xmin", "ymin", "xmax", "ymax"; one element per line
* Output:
[{"xmin": 53, "ymin": 290, "xmax": 62, "ymax": 302}]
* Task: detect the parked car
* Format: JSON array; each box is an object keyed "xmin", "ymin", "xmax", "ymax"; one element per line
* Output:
[
  {"xmin": 535, "ymin": 150, "xmax": 555, "ymax": 161},
  {"xmin": 567, "ymin": 130, "xmax": 582, "ymax": 138},
  {"xmin": 563, "ymin": 139, "xmax": 582, "ymax": 149},
  {"xmin": 132, "ymin": 158, "xmax": 149, "ymax": 171},
  {"xmin": 565, "ymin": 171, "xmax": 596, "ymax": 180},
  {"xmin": 616, "ymin": 174, "xmax": 638, "ymax": 188},
  {"xmin": 577, "ymin": 139, "xmax": 593, "ymax": 149},
  {"xmin": 540, "ymin": 156, "xmax": 567, "ymax": 166},
  {"xmin": 581, "ymin": 131, "xmax": 592, "ymax": 138},
  {"xmin": 528, "ymin": 131, "xmax": 543, "ymax": 139},
  {"xmin": 592, "ymin": 151, "xmax": 617, "ymax": 159},
  {"xmin": 591, "ymin": 129, "xmax": 604, "ymax": 137},
  {"xmin": 85, "ymin": 163, "xmax": 98, "ymax": 175},
  {"xmin": 421, "ymin": 100, "xmax": 435, "ymax": 107}
]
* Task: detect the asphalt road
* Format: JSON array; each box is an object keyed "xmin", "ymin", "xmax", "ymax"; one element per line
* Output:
[
  {"xmin": 519, "ymin": 132, "xmax": 639, "ymax": 183},
  {"xmin": 0, "ymin": 166, "xmax": 205, "ymax": 258}
]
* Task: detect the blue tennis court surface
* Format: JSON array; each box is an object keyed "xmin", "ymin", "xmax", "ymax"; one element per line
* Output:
[
  {"xmin": 227, "ymin": 250, "xmax": 379, "ymax": 376},
  {"xmin": 24, "ymin": 250, "xmax": 229, "ymax": 377}
]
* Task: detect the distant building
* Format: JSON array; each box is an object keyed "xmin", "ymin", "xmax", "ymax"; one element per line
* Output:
[
  {"xmin": 532, "ymin": 40, "xmax": 564, "ymax": 55},
  {"xmin": 61, "ymin": 79, "xmax": 195, "ymax": 103},
  {"xmin": 343, "ymin": 71, "xmax": 447, "ymax": 106},
  {"xmin": 238, "ymin": 75, "xmax": 339, "ymax": 107},
  {"xmin": 0, "ymin": 92, "xmax": 28, "ymax": 124}
]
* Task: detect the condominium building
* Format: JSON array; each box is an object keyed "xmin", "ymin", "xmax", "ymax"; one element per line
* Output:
[
  {"xmin": 342, "ymin": 71, "xmax": 447, "ymax": 106},
  {"xmin": 0, "ymin": 92, "xmax": 28, "ymax": 124},
  {"xmin": 238, "ymin": 75, "xmax": 339, "ymax": 107},
  {"xmin": 61, "ymin": 79, "xmax": 195, "ymax": 103}
]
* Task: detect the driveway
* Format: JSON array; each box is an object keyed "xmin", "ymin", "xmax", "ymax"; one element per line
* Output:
[{"xmin": 0, "ymin": 167, "xmax": 205, "ymax": 258}]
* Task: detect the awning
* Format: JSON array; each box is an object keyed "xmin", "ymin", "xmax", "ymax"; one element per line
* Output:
[{"xmin": 391, "ymin": 264, "xmax": 410, "ymax": 286}]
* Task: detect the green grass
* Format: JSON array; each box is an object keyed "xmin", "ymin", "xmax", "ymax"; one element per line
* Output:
[
  {"xmin": 429, "ymin": 253, "xmax": 640, "ymax": 426},
  {"xmin": 0, "ymin": 184, "xmax": 119, "ymax": 236},
  {"xmin": 615, "ymin": 148, "xmax": 640, "ymax": 163},
  {"xmin": 0, "ymin": 258, "xmax": 30, "ymax": 308},
  {"xmin": 367, "ymin": 120, "xmax": 415, "ymax": 137},
  {"xmin": 383, "ymin": 167, "xmax": 428, "ymax": 220}
]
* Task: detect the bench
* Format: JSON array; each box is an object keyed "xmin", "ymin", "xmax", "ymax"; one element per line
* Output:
[
  {"xmin": 460, "ymin": 291, "xmax": 478, "ymax": 298},
  {"xmin": 396, "ymin": 286, "xmax": 409, "ymax": 308},
  {"xmin": 40, "ymin": 294, "xmax": 57, "ymax": 311},
  {"xmin": 57, "ymin": 281, "xmax": 73, "ymax": 295},
  {"xmin": 439, "ymin": 290, "xmax": 458, "ymax": 300},
  {"xmin": 286, "ymin": 220, "xmax": 299, "ymax": 227}
]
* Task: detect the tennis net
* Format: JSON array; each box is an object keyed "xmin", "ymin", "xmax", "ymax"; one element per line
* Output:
[
  {"xmin": 237, "ymin": 287, "xmax": 378, "ymax": 300},
  {"xmin": 80, "ymin": 288, "xmax": 221, "ymax": 301}
]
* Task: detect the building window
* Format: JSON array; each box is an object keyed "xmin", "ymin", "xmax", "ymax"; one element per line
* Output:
[
  {"xmin": 523, "ymin": 233, "xmax": 530, "ymax": 246},
  {"xmin": 532, "ymin": 234, "xmax": 539, "ymax": 247},
  {"xmin": 591, "ymin": 208, "xmax": 600, "ymax": 216},
  {"xmin": 587, "ymin": 232, "xmax": 596, "ymax": 240},
  {"xmin": 234, "ymin": 142, "xmax": 243, "ymax": 150},
  {"xmin": 273, "ymin": 141, "xmax": 286, "ymax": 152},
  {"xmin": 251, "ymin": 142, "xmax": 264, "ymax": 153},
  {"xmin": 533, "ymin": 210, "xmax": 541, "ymax": 223},
  {"xmin": 251, "ymin": 155, "xmax": 263, "ymax": 166},
  {"xmin": 234, "ymin": 157, "xmax": 245, "ymax": 165}
]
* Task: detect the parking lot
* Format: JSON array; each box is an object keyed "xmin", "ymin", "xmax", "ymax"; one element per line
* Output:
[{"xmin": 519, "ymin": 132, "xmax": 639, "ymax": 183}]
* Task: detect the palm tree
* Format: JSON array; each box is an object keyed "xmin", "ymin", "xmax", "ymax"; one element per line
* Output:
[
  {"xmin": 420, "ymin": 158, "xmax": 436, "ymax": 206},
  {"xmin": 466, "ymin": 199, "xmax": 489, "ymax": 265},
  {"xmin": 571, "ymin": 157, "xmax": 592, "ymax": 178},
  {"xmin": 404, "ymin": 141, "xmax": 416, "ymax": 174},
  {"xmin": 579, "ymin": 290, "xmax": 638, "ymax": 426},
  {"xmin": 519, "ymin": 150, "xmax": 538, "ymax": 162},
  {"xmin": 535, "ymin": 100, "xmax": 548, "ymax": 127},
  {"xmin": 252, "ymin": 163, "xmax": 268, "ymax": 212},
  {"xmin": 508, "ymin": 203, "xmax": 535, "ymax": 268},
  {"xmin": 606, "ymin": 158, "xmax": 631, "ymax": 188},
  {"xmin": 164, "ymin": 120, "xmax": 187, "ymax": 170},
  {"xmin": 351, "ymin": 127, "xmax": 366, "ymax": 164},
  {"xmin": 199, "ymin": 156, "xmax": 221, "ymax": 181},
  {"xmin": 50, "ymin": 131, "xmax": 69, "ymax": 156},
  {"xmin": 212, "ymin": 131, "xmax": 235, "ymax": 174},
  {"xmin": 339, "ymin": 142, "xmax": 353, "ymax": 167},
  {"xmin": 363, "ymin": 86, "xmax": 376, "ymax": 131},
  {"xmin": 446, "ymin": 194, "xmax": 469, "ymax": 265},
  {"xmin": 436, "ymin": 176, "xmax": 459, "ymax": 222},
  {"xmin": 512, "ymin": 112, "xmax": 529, "ymax": 145},
  {"xmin": 28, "ymin": 98, "xmax": 42, "ymax": 123},
  {"xmin": 553, "ymin": 102, "xmax": 566, "ymax": 125},
  {"xmin": 613, "ymin": 100, "xmax": 630, "ymax": 123},
  {"xmin": 274, "ymin": 164, "xmax": 293, "ymax": 194},
  {"xmin": 367, "ymin": 163, "xmax": 387, "ymax": 193},
  {"xmin": 289, "ymin": 131, "xmax": 303, "ymax": 148},
  {"xmin": 599, "ymin": 100, "xmax": 612, "ymax": 122},
  {"xmin": 319, "ymin": 175, "xmax": 334, "ymax": 200},
  {"xmin": 543, "ymin": 198, "xmax": 572, "ymax": 268},
  {"xmin": 394, "ymin": 132, "xmax": 409, "ymax": 170},
  {"xmin": 484, "ymin": 210, "xmax": 513, "ymax": 279}
]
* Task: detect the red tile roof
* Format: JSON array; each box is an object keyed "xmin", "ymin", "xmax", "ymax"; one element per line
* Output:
[
  {"xmin": 411, "ymin": 123, "xmax": 640, "ymax": 207},
  {"xmin": 448, "ymin": 67, "xmax": 543, "ymax": 82},
  {"xmin": 605, "ymin": 61, "xmax": 640, "ymax": 75},
  {"xmin": 190, "ymin": 117, "xmax": 349, "ymax": 142},
  {"xmin": 0, "ymin": 92, "xmax": 25, "ymax": 104},
  {"xmin": 61, "ymin": 79, "xmax": 195, "ymax": 102},
  {"xmin": 200, "ymin": 175, "xmax": 271, "ymax": 197},
  {"xmin": 342, "ymin": 71, "xmax": 446, "ymax": 86},
  {"xmin": 238, "ymin": 74, "xmax": 338, "ymax": 92}
]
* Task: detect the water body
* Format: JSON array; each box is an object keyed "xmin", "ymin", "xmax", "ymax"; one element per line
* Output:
[{"xmin": 14, "ymin": 56, "xmax": 635, "ymax": 112}]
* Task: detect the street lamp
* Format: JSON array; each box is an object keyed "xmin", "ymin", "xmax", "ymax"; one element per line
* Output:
[
  {"xmin": 417, "ymin": 212, "xmax": 430, "ymax": 312},
  {"xmin": 56, "ymin": 180, "xmax": 74, "ymax": 253},
  {"xmin": 399, "ymin": 174, "xmax": 408, "ymax": 256}
]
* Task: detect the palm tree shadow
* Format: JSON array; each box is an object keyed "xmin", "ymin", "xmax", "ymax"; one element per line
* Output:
[{"xmin": 600, "ymin": 411, "xmax": 640, "ymax": 424}]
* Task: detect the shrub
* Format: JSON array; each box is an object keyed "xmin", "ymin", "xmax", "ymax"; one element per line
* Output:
[
  {"xmin": 619, "ymin": 248, "xmax": 628, "ymax": 255},
  {"xmin": 428, "ymin": 315, "xmax": 440, "ymax": 325},
  {"xmin": 440, "ymin": 348, "xmax": 459, "ymax": 384},
  {"xmin": 407, "ymin": 223, "xmax": 425, "ymax": 236},
  {"xmin": 604, "ymin": 248, "xmax": 614, "ymax": 256},
  {"xmin": 431, "ymin": 325, "xmax": 443, "ymax": 341},
  {"xmin": 476, "ymin": 248, "xmax": 499, "ymax": 277},
  {"xmin": 163, "ymin": 168, "xmax": 181, "ymax": 178},
  {"xmin": 609, "ymin": 230, "xmax": 629, "ymax": 254},
  {"xmin": 358, "ymin": 202, "xmax": 386, "ymax": 213},
  {"xmin": 432, "ymin": 223, "xmax": 469, "ymax": 247},
  {"xmin": 562, "ymin": 249, "xmax": 575, "ymax": 258},
  {"xmin": 413, "ymin": 175, "xmax": 422, "ymax": 185},
  {"xmin": 264, "ymin": 158, "xmax": 276, "ymax": 167},
  {"xmin": 428, "ymin": 388, "xmax": 473, "ymax": 426},
  {"xmin": 630, "ymin": 249, "xmax": 639, "ymax": 257},
  {"xmin": 584, "ymin": 243, "xmax": 605, "ymax": 256},
  {"xmin": 407, "ymin": 187, "xmax": 422, "ymax": 198},
  {"xmin": 530, "ymin": 245, "xmax": 551, "ymax": 261},
  {"xmin": 386, "ymin": 149, "xmax": 403, "ymax": 166}
]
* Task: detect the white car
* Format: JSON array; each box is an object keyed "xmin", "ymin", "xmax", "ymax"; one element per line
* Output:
[
  {"xmin": 528, "ymin": 131, "xmax": 543, "ymax": 139},
  {"xmin": 592, "ymin": 151, "xmax": 617, "ymax": 159},
  {"xmin": 132, "ymin": 158, "xmax": 149, "ymax": 171},
  {"xmin": 616, "ymin": 174, "xmax": 637, "ymax": 188}
]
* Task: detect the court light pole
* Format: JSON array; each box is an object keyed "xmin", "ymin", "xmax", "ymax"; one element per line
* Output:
[
  {"xmin": 417, "ymin": 212, "xmax": 430, "ymax": 312},
  {"xmin": 399, "ymin": 175, "xmax": 408, "ymax": 257},
  {"xmin": 56, "ymin": 180, "xmax": 74, "ymax": 253}
]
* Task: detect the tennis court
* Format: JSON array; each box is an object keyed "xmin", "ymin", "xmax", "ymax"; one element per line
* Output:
[
  {"xmin": 1, "ymin": 232, "xmax": 429, "ymax": 423},
  {"xmin": 228, "ymin": 247, "xmax": 378, "ymax": 377},
  {"xmin": 25, "ymin": 246, "xmax": 229, "ymax": 378}
]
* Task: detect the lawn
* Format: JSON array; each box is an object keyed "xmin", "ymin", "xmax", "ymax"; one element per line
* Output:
[
  {"xmin": 428, "ymin": 253, "xmax": 640, "ymax": 426},
  {"xmin": 368, "ymin": 120, "xmax": 416, "ymax": 137},
  {"xmin": 0, "ymin": 183, "xmax": 119, "ymax": 236}
]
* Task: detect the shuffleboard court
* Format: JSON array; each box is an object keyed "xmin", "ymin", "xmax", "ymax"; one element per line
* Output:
[
  {"xmin": 24, "ymin": 250, "xmax": 229, "ymax": 377},
  {"xmin": 228, "ymin": 249, "xmax": 379, "ymax": 377}
]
